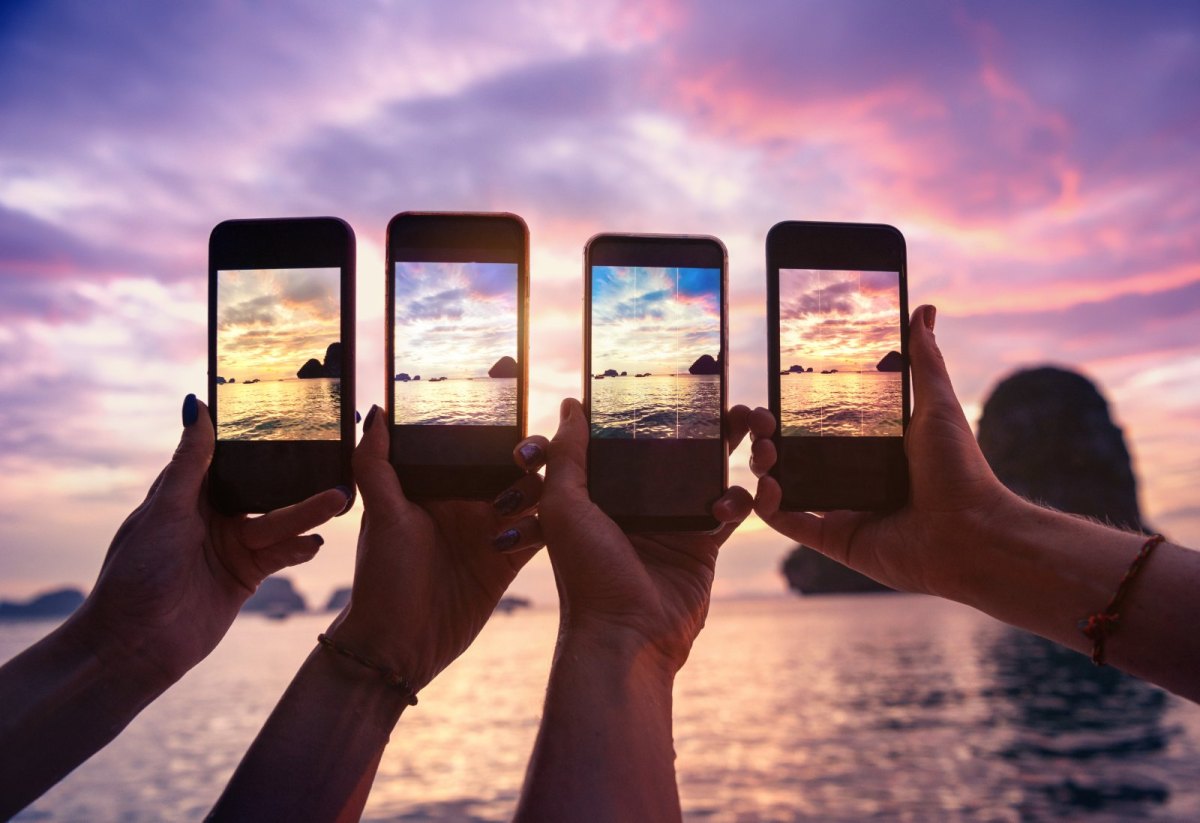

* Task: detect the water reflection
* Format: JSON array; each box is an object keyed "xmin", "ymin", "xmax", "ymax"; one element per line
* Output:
[{"xmin": 983, "ymin": 627, "xmax": 1172, "ymax": 816}]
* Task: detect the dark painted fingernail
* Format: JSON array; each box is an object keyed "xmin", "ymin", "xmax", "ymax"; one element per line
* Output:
[
  {"xmin": 355, "ymin": 409, "xmax": 362, "ymax": 424},
  {"xmin": 364, "ymin": 405, "xmax": 380, "ymax": 432},
  {"xmin": 182, "ymin": 393, "xmax": 198, "ymax": 427},
  {"xmin": 493, "ymin": 487, "xmax": 523, "ymax": 516},
  {"xmin": 335, "ymin": 485, "xmax": 353, "ymax": 516},
  {"xmin": 925, "ymin": 305, "xmax": 936, "ymax": 332},
  {"xmin": 492, "ymin": 528, "xmax": 520, "ymax": 551},
  {"xmin": 517, "ymin": 441, "xmax": 545, "ymax": 470},
  {"xmin": 312, "ymin": 534, "xmax": 325, "ymax": 547}
]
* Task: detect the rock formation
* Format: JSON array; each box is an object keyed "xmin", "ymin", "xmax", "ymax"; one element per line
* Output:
[
  {"xmin": 489, "ymin": 356, "xmax": 519, "ymax": 378},
  {"xmin": 394, "ymin": 372, "xmax": 411, "ymax": 382},
  {"xmin": 876, "ymin": 351, "xmax": 904, "ymax": 372},
  {"xmin": 297, "ymin": 341, "xmax": 342, "ymax": 379},
  {"xmin": 603, "ymin": 368, "xmax": 618, "ymax": 378},
  {"xmin": 0, "ymin": 587, "xmax": 85, "ymax": 620},
  {"xmin": 688, "ymin": 354, "xmax": 720, "ymax": 375},
  {"xmin": 325, "ymin": 587, "xmax": 352, "ymax": 612},
  {"xmin": 789, "ymin": 364, "xmax": 805, "ymax": 373},
  {"xmin": 242, "ymin": 576, "xmax": 307, "ymax": 616},
  {"xmin": 978, "ymin": 367, "xmax": 1143, "ymax": 530}
]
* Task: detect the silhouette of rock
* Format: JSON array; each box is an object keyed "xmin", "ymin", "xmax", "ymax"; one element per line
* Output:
[
  {"xmin": 325, "ymin": 587, "xmax": 352, "ymax": 612},
  {"xmin": 242, "ymin": 576, "xmax": 306, "ymax": 617},
  {"xmin": 978, "ymin": 366, "xmax": 1143, "ymax": 530},
  {"xmin": 215, "ymin": 376, "xmax": 226, "ymax": 385},
  {"xmin": 298, "ymin": 342, "xmax": 342, "ymax": 379},
  {"xmin": 0, "ymin": 587, "xmax": 85, "ymax": 620},
  {"xmin": 495, "ymin": 595, "xmax": 532, "ymax": 614},
  {"xmin": 689, "ymin": 354, "xmax": 720, "ymax": 375},
  {"xmin": 781, "ymin": 553, "xmax": 891, "ymax": 595},
  {"xmin": 788, "ymin": 364, "xmax": 805, "ymax": 373},
  {"xmin": 228, "ymin": 377, "xmax": 236, "ymax": 383},
  {"xmin": 394, "ymin": 372, "xmax": 411, "ymax": 382},
  {"xmin": 876, "ymin": 351, "xmax": 904, "ymax": 372},
  {"xmin": 603, "ymin": 368, "xmax": 618, "ymax": 378},
  {"xmin": 807, "ymin": 368, "xmax": 813, "ymax": 373},
  {"xmin": 322, "ymin": 342, "xmax": 342, "ymax": 378},
  {"xmin": 489, "ymin": 356, "xmax": 518, "ymax": 378},
  {"xmin": 620, "ymin": 371, "xmax": 628, "ymax": 377},
  {"xmin": 413, "ymin": 375, "xmax": 420, "ymax": 381}
]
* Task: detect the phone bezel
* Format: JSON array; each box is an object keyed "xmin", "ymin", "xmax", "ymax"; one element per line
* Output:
[
  {"xmin": 385, "ymin": 211, "xmax": 529, "ymax": 500},
  {"xmin": 207, "ymin": 216, "xmax": 356, "ymax": 515},
  {"xmin": 584, "ymin": 232, "xmax": 729, "ymax": 533},
  {"xmin": 766, "ymin": 220, "xmax": 910, "ymax": 512}
]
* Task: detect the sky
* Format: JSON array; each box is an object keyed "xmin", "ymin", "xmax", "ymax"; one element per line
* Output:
[
  {"xmin": 779, "ymin": 270, "xmax": 901, "ymax": 373},
  {"xmin": 393, "ymin": 261, "xmax": 517, "ymax": 378},
  {"xmin": 591, "ymin": 266, "xmax": 721, "ymax": 374},
  {"xmin": 217, "ymin": 267, "xmax": 341, "ymax": 382},
  {"xmin": 1, "ymin": 1, "xmax": 1198, "ymax": 606}
]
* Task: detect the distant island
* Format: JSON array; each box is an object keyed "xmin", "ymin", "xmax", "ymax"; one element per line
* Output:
[
  {"xmin": 0, "ymin": 587, "xmax": 85, "ymax": 620},
  {"xmin": 297, "ymin": 342, "xmax": 343, "ymax": 379},
  {"xmin": 876, "ymin": 351, "xmax": 904, "ymax": 372},
  {"xmin": 688, "ymin": 354, "xmax": 720, "ymax": 375},
  {"xmin": 780, "ymin": 364, "xmax": 813, "ymax": 375},
  {"xmin": 241, "ymin": 576, "xmax": 306, "ymax": 619},
  {"xmin": 488, "ymin": 356, "xmax": 518, "ymax": 378}
]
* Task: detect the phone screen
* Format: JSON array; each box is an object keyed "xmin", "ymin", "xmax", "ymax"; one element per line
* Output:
[
  {"xmin": 587, "ymin": 248, "xmax": 726, "ymax": 530},
  {"xmin": 778, "ymin": 268, "xmax": 904, "ymax": 438},
  {"xmin": 391, "ymin": 260, "xmax": 518, "ymax": 429},
  {"xmin": 215, "ymin": 267, "xmax": 343, "ymax": 441}
]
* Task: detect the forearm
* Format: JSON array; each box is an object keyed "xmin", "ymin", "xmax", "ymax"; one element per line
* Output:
[
  {"xmin": 950, "ymin": 494, "xmax": 1200, "ymax": 700},
  {"xmin": 0, "ymin": 615, "xmax": 169, "ymax": 817},
  {"xmin": 515, "ymin": 634, "xmax": 680, "ymax": 823},
  {"xmin": 208, "ymin": 641, "xmax": 410, "ymax": 822}
]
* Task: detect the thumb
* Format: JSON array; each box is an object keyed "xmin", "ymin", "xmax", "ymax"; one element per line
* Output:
[
  {"xmin": 909, "ymin": 305, "xmax": 965, "ymax": 418},
  {"xmin": 546, "ymin": 398, "xmax": 589, "ymax": 498},
  {"xmin": 353, "ymin": 405, "xmax": 407, "ymax": 514},
  {"xmin": 159, "ymin": 394, "xmax": 215, "ymax": 505}
]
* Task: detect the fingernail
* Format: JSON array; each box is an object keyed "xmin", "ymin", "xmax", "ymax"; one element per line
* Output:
[
  {"xmin": 355, "ymin": 409, "xmax": 362, "ymax": 424},
  {"xmin": 517, "ymin": 441, "xmax": 545, "ymax": 470},
  {"xmin": 492, "ymin": 528, "xmax": 520, "ymax": 551},
  {"xmin": 560, "ymin": 399, "xmax": 573, "ymax": 422},
  {"xmin": 335, "ymin": 485, "xmax": 353, "ymax": 516},
  {"xmin": 925, "ymin": 305, "xmax": 937, "ymax": 332},
  {"xmin": 364, "ymin": 405, "xmax": 380, "ymax": 432},
  {"xmin": 492, "ymin": 487, "xmax": 523, "ymax": 516},
  {"xmin": 182, "ymin": 393, "xmax": 198, "ymax": 427},
  {"xmin": 312, "ymin": 534, "xmax": 325, "ymax": 547}
]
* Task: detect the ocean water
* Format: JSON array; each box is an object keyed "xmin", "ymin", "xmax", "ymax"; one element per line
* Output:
[
  {"xmin": 6, "ymin": 596, "xmax": 1199, "ymax": 822},
  {"xmin": 216, "ymin": 378, "xmax": 341, "ymax": 440},
  {"xmin": 591, "ymin": 374, "xmax": 721, "ymax": 439},
  {"xmin": 781, "ymin": 372, "xmax": 903, "ymax": 437},
  {"xmin": 393, "ymin": 378, "xmax": 517, "ymax": 426}
]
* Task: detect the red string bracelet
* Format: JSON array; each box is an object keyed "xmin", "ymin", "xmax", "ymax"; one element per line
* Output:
[
  {"xmin": 1079, "ymin": 533, "xmax": 1165, "ymax": 666},
  {"xmin": 317, "ymin": 633, "xmax": 418, "ymax": 705}
]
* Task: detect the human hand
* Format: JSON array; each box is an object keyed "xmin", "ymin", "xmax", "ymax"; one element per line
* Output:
[
  {"xmin": 526, "ymin": 399, "xmax": 753, "ymax": 673},
  {"xmin": 75, "ymin": 394, "xmax": 348, "ymax": 688},
  {"xmin": 752, "ymin": 304, "xmax": 1014, "ymax": 597},
  {"xmin": 326, "ymin": 406, "xmax": 543, "ymax": 692}
]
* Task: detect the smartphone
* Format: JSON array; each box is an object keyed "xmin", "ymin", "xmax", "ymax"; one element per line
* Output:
[
  {"xmin": 386, "ymin": 212, "xmax": 528, "ymax": 499},
  {"xmin": 766, "ymin": 220, "xmax": 910, "ymax": 511},
  {"xmin": 584, "ymin": 233, "xmax": 728, "ymax": 532},
  {"xmin": 208, "ymin": 217, "xmax": 356, "ymax": 514}
]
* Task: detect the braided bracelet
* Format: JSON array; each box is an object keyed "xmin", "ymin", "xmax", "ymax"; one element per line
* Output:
[
  {"xmin": 1079, "ymin": 534, "xmax": 1165, "ymax": 666},
  {"xmin": 317, "ymin": 633, "xmax": 419, "ymax": 705}
]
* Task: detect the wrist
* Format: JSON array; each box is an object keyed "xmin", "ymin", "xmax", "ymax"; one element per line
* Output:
[
  {"xmin": 59, "ymin": 603, "xmax": 179, "ymax": 697},
  {"xmin": 554, "ymin": 621, "xmax": 679, "ymax": 691}
]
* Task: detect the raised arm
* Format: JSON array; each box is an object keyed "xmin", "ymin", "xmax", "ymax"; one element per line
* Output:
[
  {"xmin": 753, "ymin": 305, "xmax": 1200, "ymax": 701},
  {"xmin": 514, "ymin": 400, "xmax": 754, "ymax": 823},
  {"xmin": 0, "ymin": 395, "xmax": 347, "ymax": 818},
  {"xmin": 208, "ymin": 405, "xmax": 543, "ymax": 821}
]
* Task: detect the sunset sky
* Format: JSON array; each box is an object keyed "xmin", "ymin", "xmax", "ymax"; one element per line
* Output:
[
  {"xmin": 779, "ymin": 269, "xmax": 901, "ymax": 373},
  {"xmin": 1, "ymin": 2, "xmax": 1197, "ymax": 604},
  {"xmin": 394, "ymin": 262, "xmax": 517, "ymax": 378},
  {"xmin": 218, "ymin": 267, "xmax": 341, "ymax": 382},
  {"xmin": 592, "ymin": 266, "xmax": 721, "ymax": 375}
]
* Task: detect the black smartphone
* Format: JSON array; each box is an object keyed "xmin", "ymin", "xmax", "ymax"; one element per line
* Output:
[
  {"xmin": 208, "ymin": 217, "xmax": 356, "ymax": 514},
  {"xmin": 584, "ymin": 233, "xmax": 728, "ymax": 532},
  {"xmin": 386, "ymin": 212, "xmax": 529, "ymax": 499},
  {"xmin": 766, "ymin": 220, "xmax": 910, "ymax": 511}
]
